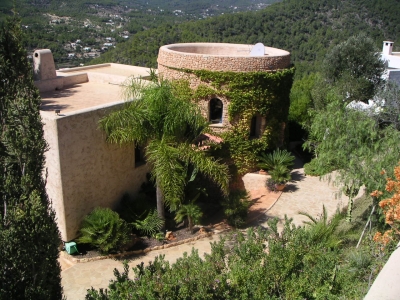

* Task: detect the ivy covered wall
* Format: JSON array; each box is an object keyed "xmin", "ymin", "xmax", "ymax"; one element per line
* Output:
[{"xmin": 170, "ymin": 67, "xmax": 294, "ymax": 175}]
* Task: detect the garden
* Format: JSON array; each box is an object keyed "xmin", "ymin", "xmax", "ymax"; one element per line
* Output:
[{"xmin": 80, "ymin": 34, "xmax": 400, "ymax": 299}]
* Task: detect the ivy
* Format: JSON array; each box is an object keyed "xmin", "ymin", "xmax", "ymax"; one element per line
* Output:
[{"xmin": 170, "ymin": 67, "xmax": 294, "ymax": 175}]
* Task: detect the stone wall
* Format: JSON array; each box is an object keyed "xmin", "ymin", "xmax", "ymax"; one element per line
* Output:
[
  {"xmin": 157, "ymin": 43, "xmax": 291, "ymax": 133},
  {"xmin": 158, "ymin": 43, "xmax": 291, "ymax": 74},
  {"xmin": 42, "ymin": 103, "xmax": 149, "ymax": 241}
]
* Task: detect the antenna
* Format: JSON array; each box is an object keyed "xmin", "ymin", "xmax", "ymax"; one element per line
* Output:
[{"xmin": 249, "ymin": 43, "xmax": 265, "ymax": 56}]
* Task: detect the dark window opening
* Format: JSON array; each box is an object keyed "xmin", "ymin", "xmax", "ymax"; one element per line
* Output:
[
  {"xmin": 135, "ymin": 145, "xmax": 146, "ymax": 167},
  {"xmin": 209, "ymin": 98, "xmax": 223, "ymax": 124},
  {"xmin": 250, "ymin": 115, "xmax": 263, "ymax": 138},
  {"xmin": 250, "ymin": 116, "xmax": 258, "ymax": 137}
]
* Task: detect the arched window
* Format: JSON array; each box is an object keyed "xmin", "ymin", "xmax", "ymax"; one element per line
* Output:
[{"xmin": 209, "ymin": 98, "xmax": 223, "ymax": 124}]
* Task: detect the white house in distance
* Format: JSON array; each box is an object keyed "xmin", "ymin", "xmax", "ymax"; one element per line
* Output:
[{"xmin": 381, "ymin": 41, "xmax": 400, "ymax": 84}]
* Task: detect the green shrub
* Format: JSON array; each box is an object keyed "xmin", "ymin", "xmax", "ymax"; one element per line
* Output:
[
  {"xmin": 222, "ymin": 190, "xmax": 250, "ymax": 228},
  {"xmin": 86, "ymin": 217, "xmax": 360, "ymax": 299},
  {"xmin": 77, "ymin": 207, "xmax": 131, "ymax": 254},
  {"xmin": 174, "ymin": 201, "xmax": 203, "ymax": 233},
  {"xmin": 118, "ymin": 193, "xmax": 155, "ymax": 224},
  {"xmin": 133, "ymin": 209, "xmax": 164, "ymax": 236},
  {"xmin": 304, "ymin": 159, "xmax": 336, "ymax": 176}
]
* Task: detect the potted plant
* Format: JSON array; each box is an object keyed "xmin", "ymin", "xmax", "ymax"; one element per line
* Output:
[
  {"xmin": 269, "ymin": 164, "xmax": 291, "ymax": 191},
  {"xmin": 257, "ymin": 149, "xmax": 295, "ymax": 174}
]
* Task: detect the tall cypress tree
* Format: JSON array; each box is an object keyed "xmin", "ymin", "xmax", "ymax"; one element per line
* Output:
[{"xmin": 0, "ymin": 17, "xmax": 63, "ymax": 299}]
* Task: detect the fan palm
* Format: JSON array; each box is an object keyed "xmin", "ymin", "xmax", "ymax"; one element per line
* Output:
[
  {"xmin": 99, "ymin": 78, "xmax": 229, "ymax": 228},
  {"xmin": 257, "ymin": 149, "xmax": 295, "ymax": 171},
  {"xmin": 174, "ymin": 199, "xmax": 203, "ymax": 233}
]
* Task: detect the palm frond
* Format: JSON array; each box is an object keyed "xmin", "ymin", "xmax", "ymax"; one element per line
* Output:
[
  {"xmin": 146, "ymin": 138, "xmax": 186, "ymax": 208},
  {"xmin": 177, "ymin": 143, "xmax": 230, "ymax": 196}
]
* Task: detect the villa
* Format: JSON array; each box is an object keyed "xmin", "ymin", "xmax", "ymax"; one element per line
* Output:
[{"xmin": 34, "ymin": 43, "xmax": 292, "ymax": 242}]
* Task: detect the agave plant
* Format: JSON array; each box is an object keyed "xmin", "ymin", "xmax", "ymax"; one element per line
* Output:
[{"xmin": 257, "ymin": 149, "xmax": 295, "ymax": 171}]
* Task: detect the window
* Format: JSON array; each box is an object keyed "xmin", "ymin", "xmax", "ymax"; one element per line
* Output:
[
  {"xmin": 209, "ymin": 98, "xmax": 223, "ymax": 124},
  {"xmin": 250, "ymin": 115, "xmax": 263, "ymax": 138},
  {"xmin": 135, "ymin": 145, "xmax": 146, "ymax": 167}
]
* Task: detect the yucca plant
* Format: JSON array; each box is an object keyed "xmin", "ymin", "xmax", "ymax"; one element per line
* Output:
[
  {"xmin": 257, "ymin": 149, "xmax": 295, "ymax": 171},
  {"xmin": 77, "ymin": 207, "xmax": 131, "ymax": 254},
  {"xmin": 174, "ymin": 201, "xmax": 203, "ymax": 233},
  {"xmin": 133, "ymin": 209, "xmax": 164, "ymax": 236}
]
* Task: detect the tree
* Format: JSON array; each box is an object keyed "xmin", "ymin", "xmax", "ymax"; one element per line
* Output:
[
  {"xmin": 99, "ymin": 78, "xmax": 229, "ymax": 226},
  {"xmin": 313, "ymin": 33, "xmax": 385, "ymax": 109},
  {"xmin": 373, "ymin": 80, "xmax": 400, "ymax": 130},
  {"xmin": 0, "ymin": 17, "xmax": 63, "ymax": 299},
  {"xmin": 174, "ymin": 200, "xmax": 203, "ymax": 233},
  {"xmin": 304, "ymin": 100, "xmax": 400, "ymax": 220}
]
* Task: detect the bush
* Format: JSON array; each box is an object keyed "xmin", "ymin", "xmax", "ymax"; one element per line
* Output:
[
  {"xmin": 133, "ymin": 209, "xmax": 164, "ymax": 236},
  {"xmin": 304, "ymin": 159, "xmax": 336, "ymax": 176},
  {"xmin": 118, "ymin": 192, "xmax": 156, "ymax": 224},
  {"xmin": 174, "ymin": 201, "xmax": 203, "ymax": 233},
  {"xmin": 222, "ymin": 190, "xmax": 250, "ymax": 228},
  {"xmin": 77, "ymin": 207, "xmax": 131, "ymax": 254},
  {"xmin": 86, "ymin": 217, "xmax": 360, "ymax": 299}
]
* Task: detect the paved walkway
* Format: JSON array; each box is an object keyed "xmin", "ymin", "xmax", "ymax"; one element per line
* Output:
[{"xmin": 61, "ymin": 160, "xmax": 349, "ymax": 299}]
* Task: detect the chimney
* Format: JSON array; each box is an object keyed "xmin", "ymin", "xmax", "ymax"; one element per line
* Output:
[
  {"xmin": 33, "ymin": 49, "xmax": 57, "ymax": 81},
  {"xmin": 383, "ymin": 41, "xmax": 394, "ymax": 56}
]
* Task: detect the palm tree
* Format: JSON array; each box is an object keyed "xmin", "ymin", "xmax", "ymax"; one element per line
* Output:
[
  {"xmin": 174, "ymin": 200, "xmax": 203, "ymax": 233},
  {"xmin": 99, "ymin": 78, "xmax": 229, "ymax": 228}
]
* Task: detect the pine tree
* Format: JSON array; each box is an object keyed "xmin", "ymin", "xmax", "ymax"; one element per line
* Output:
[{"xmin": 0, "ymin": 17, "xmax": 63, "ymax": 299}]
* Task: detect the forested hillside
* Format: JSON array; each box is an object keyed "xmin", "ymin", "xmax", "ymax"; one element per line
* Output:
[
  {"xmin": 0, "ymin": 0, "xmax": 279, "ymax": 67},
  {"xmin": 91, "ymin": 0, "xmax": 400, "ymax": 70}
]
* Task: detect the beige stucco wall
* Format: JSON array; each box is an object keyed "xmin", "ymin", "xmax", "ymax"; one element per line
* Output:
[{"xmin": 41, "ymin": 102, "xmax": 149, "ymax": 241}]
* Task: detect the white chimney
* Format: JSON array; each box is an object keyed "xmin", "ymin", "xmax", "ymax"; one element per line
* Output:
[{"xmin": 383, "ymin": 41, "xmax": 394, "ymax": 56}]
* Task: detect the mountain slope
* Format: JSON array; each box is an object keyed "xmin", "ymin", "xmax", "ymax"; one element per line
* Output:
[{"xmin": 91, "ymin": 0, "xmax": 400, "ymax": 68}]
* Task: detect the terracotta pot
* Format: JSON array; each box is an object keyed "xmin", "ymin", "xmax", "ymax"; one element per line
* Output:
[{"xmin": 274, "ymin": 183, "xmax": 286, "ymax": 191}]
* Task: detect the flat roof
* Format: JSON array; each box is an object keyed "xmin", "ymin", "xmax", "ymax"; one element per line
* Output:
[
  {"xmin": 40, "ymin": 82, "xmax": 124, "ymax": 113},
  {"xmin": 161, "ymin": 43, "xmax": 290, "ymax": 57},
  {"xmin": 39, "ymin": 63, "xmax": 152, "ymax": 114}
]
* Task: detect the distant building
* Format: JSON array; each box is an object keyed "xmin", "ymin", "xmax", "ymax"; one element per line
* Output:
[{"xmin": 381, "ymin": 41, "xmax": 400, "ymax": 85}]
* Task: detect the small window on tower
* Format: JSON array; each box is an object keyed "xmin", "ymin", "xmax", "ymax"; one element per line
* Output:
[{"xmin": 209, "ymin": 98, "xmax": 223, "ymax": 124}]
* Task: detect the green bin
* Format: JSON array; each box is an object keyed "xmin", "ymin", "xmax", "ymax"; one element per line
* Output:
[{"xmin": 65, "ymin": 242, "xmax": 78, "ymax": 255}]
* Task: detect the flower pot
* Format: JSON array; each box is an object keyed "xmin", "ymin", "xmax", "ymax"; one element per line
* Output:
[{"xmin": 274, "ymin": 183, "xmax": 286, "ymax": 191}]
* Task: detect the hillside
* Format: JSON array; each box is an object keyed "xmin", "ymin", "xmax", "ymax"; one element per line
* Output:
[
  {"xmin": 0, "ymin": 0, "xmax": 279, "ymax": 67},
  {"xmin": 91, "ymin": 0, "xmax": 400, "ymax": 70}
]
